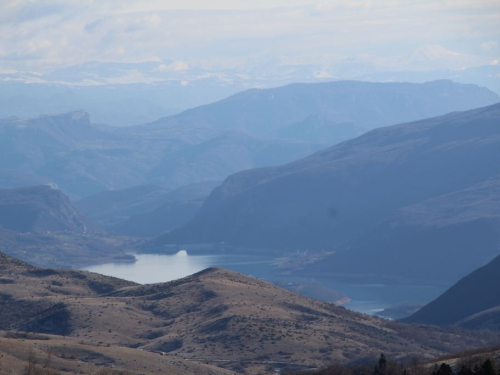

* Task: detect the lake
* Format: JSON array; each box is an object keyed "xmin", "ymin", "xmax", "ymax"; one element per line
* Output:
[
  {"xmin": 84, "ymin": 250, "xmax": 446, "ymax": 315},
  {"xmin": 85, "ymin": 251, "xmax": 277, "ymax": 284}
]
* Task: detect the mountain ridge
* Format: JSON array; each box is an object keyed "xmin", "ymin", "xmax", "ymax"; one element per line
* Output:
[
  {"xmin": 404, "ymin": 253, "xmax": 500, "ymax": 330},
  {"xmin": 1, "ymin": 80, "xmax": 497, "ymax": 199},
  {"xmin": 0, "ymin": 185, "xmax": 96, "ymax": 234},
  {"xmin": 1, "ymin": 252, "xmax": 500, "ymax": 373},
  {"xmin": 157, "ymin": 102, "xmax": 500, "ymax": 284}
]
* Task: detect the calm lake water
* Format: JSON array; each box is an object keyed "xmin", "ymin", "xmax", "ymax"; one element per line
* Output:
[
  {"xmin": 84, "ymin": 250, "xmax": 446, "ymax": 315},
  {"xmin": 85, "ymin": 251, "xmax": 277, "ymax": 284}
]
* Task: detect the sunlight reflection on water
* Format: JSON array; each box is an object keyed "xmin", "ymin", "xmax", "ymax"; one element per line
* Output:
[
  {"xmin": 84, "ymin": 250, "xmax": 276, "ymax": 285},
  {"xmin": 84, "ymin": 250, "xmax": 446, "ymax": 316},
  {"xmin": 85, "ymin": 251, "xmax": 216, "ymax": 284}
]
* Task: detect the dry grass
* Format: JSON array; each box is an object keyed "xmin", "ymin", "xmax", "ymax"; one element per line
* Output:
[
  {"xmin": 1, "ymin": 254, "xmax": 500, "ymax": 374},
  {"xmin": 0, "ymin": 332, "xmax": 234, "ymax": 375}
]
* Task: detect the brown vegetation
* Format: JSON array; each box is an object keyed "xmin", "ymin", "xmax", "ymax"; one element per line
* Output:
[{"xmin": 1, "ymin": 252, "xmax": 500, "ymax": 374}]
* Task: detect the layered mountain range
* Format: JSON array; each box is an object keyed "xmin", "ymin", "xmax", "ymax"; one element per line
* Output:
[
  {"xmin": 0, "ymin": 111, "xmax": 319, "ymax": 199},
  {"xmin": 159, "ymin": 102, "xmax": 500, "ymax": 284},
  {"xmin": 1, "ymin": 80, "xmax": 497, "ymax": 199}
]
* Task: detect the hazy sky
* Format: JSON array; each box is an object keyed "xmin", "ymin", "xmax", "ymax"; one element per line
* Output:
[{"xmin": 1, "ymin": 0, "xmax": 499, "ymax": 77}]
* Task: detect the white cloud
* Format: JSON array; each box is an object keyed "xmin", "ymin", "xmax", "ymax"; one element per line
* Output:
[
  {"xmin": 0, "ymin": 0, "xmax": 499, "ymax": 80},
  {"xmin": 481, "ymin": 41, "xmax": 498, "ymax": 50},
  {"xmin": 157, "ymin": 61, "xmax": 190, "ymax": 72}
]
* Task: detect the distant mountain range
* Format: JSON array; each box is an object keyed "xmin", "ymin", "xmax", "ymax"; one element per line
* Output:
[
  {"xmin": 0, "ymin": 72, "xmax": 241, "ymax": 127},
  {"xmin": 159, "ymin": 102, "xmax": 500, "ymax": 284},
  {"xmin": 1, "ymin": 80, "xmax": 497, "ymax": 200},
  {"xmin": 404, "ymin": 254, "xmax": 500, "ymax": 331},
  {"xmin": 0, "ymin": 111, "xmax": 318, "ymax": 198},
  {"xmin": 150, "ymin": 79, "xmax": 499, "ymax": 138},
  {"xmin": 2, "ymin": 59, "xmax": 499, "ymax": 128}
]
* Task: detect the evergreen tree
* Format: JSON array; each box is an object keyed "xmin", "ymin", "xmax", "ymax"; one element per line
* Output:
[
  {"xmin": 433, "ymin": 363, "xmax": 453, "ymax": 375},
  {"xmin": 374, "ymin": 354, "xmax": 387, "ymax": 375},
  {"xmin": 479, "ymin": 359, "xmax": 496, "ymax": 375},
  {"xmin": 458, "ymin": 365, "xmax": 474, "ymax": 375}
]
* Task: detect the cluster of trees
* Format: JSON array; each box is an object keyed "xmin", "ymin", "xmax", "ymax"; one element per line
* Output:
[{"xmin": 292, "ymin": 353, "xmax": 499, "ymax": 375}]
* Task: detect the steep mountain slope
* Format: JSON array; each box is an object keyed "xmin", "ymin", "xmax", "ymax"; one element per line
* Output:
[
  {"xmin": 158, "ymin": 103, "xmax": 500, "ymax": 283},
  {"xmin": 0, "ymin": 186, "xmax": 135, "ymax": 268},
  {"xmin": 1, "ymin": 253, "xmax": 499, "ymax": 373},
  {"xmin": 1, "ymin": 80, "xmax": 497, "ymax": 199},
  {"xmin": 111, "ymin": 198, "xmax": 204, "ymax": 237},
  {"xmin": 0, "ymin": 185, "xmax": 95, "ymax": 233},
  {"xmin": 76, "ymin": 184, "xmax": 171, "ymax": 228},
  {"xmin": 0, "ymin": 251, "xmax": 35, "ymax": 272},
  {"xmin": 0, "ymin": 111, "xmax": 156, "ymax": 198},
  {"xmin": 147, "ymin": 131, "xmax": 321, "ymax": 188},
  {"xmin": 277, "ymin": 114, "xmax": 359, "ymax": 144},
  {"xmin": 0, "ymin": 111, "xmax": 317, "ymax": 198},
  {"xmin": 77, "ymin": 181, "xmax": 219, "ymax": 231},
  {"xmin": 305, "ymin": 175, "xmax": 500, "ymax": 283},
  {"xmin": 0, "ymin": 228, "xmax": 135, "ymax": 268},
  {"xmin": 150, "ymin": 80, "xmax": 499, "ymax": 137},
  {"xmin": 76, "ymin": 185, "xmax": 168, "ymax": 218},
  {"xmin": 404, "ymin": 254, "xmax": 500, "ymax": 330}
]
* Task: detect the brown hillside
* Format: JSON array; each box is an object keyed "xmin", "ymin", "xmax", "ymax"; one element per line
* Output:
[
  {"xmin": 1, "ymin": 255, "xmax": 500, "ymax": 373},
  {"xmin": 0, "ymin": 332, "xmax": 235, "ymax": 375}
]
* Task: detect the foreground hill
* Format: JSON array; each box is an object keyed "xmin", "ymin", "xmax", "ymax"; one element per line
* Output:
[
  {"xmin": 1, "ymin": 252, "xmax": 499, "ymax": 373},
  {"xmin": 0, "ymin": 256, "xmax": 233, "ymax": 375},
  {"xmin": 404, "ymin": 253, "xmax": 500, "ymax": 331},
  {"xmin": 159, "ymin": 103, "xmax": 500, "ymax": 284},
  {"xmin": 295, "ymin": 347, "xmax": 500, "ymax": 375},
  {"xmin": 0, "ymin": 333, "xmax": 236, "ymax": 375},
  {"xmin": 1, "ymin": 81, "xmax": 497, "ymax": 199}
]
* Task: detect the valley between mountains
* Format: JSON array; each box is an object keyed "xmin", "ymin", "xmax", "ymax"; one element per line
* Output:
[{"xmin": 1, "ymin": 79, "xmax": 500, "ymax": 374}]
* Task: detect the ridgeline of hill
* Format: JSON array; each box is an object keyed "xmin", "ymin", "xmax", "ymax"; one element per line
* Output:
[
  {"xmin": 1, "ymin": 80, "xmax": 497, "ymax": 199},
  {"xmin": 405, "ymin": 253, "xmax": 500, "ymax": 331},
  {"xmin": 159, "ymin": 103, "xmax": 500, "ymax": 284},
  {"xmin": 1, "ymin": 252, "xmax": 500, "ymax": 373}
]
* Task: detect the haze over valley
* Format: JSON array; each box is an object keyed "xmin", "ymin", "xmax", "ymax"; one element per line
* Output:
[{"xmin": 1, "ymin": 1, "xmax": 500, "ymax": 374}]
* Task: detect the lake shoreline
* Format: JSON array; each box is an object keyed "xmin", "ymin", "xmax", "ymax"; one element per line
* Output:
[{"xmin": 83, "ymin": 250, "xmax": 447, "ymax": 317}]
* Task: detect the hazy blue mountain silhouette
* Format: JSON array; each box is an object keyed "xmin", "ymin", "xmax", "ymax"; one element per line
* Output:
[
  {"xmin": 158, "ymin": 103, "xmax": 500, "ymax": 283},
  {"xmin": 1, "ymin": 80, "xmax": 497, "ymax": 199},
  {"xmin": 404, "ymin": 252, "xmax": 500, "ymax": 331}
]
